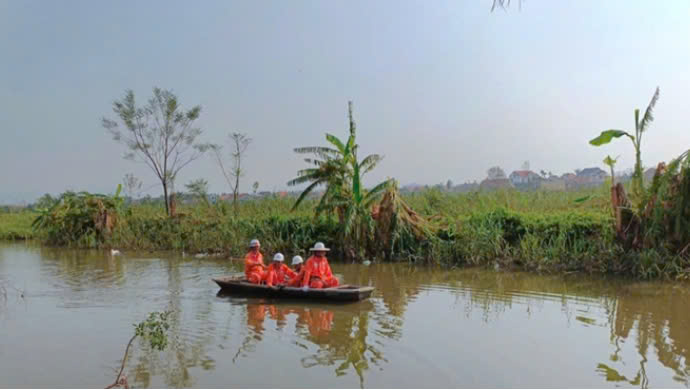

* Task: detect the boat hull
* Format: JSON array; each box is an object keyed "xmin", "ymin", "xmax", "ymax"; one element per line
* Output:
[{"xmin": 212, "ymin": 276, "xmax": 374, "ymax": 302}]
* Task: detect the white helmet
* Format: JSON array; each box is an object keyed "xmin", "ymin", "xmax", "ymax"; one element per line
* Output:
[
  {"xmin": 273, "ymin": 253, "xmax": 285, "ymax": 262},
  {"xmin": 309, "ymin": 242, "xmax": 330, "ymax": 252},
  {"xmin": 249, "ymin": 239, "xmax": 260, "ymax": 248},
  {"xmin": 291, "ymin": 255, "xmax": 303, "ymax": 265}
]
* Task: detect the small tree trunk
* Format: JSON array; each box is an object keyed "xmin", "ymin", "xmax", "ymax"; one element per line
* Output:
[
  {"xmin": 162, "ymin": 181, "xmax": 170, "ymax": 217},
  {"xmin": 170, "ymin": 193, "xmax": 177, "ymax": 218},
  {"xmin": 232, "ymin": 190, "xmax": 238, "ymax": 216},
  {"xmin": 611, "ymin": 184, "xmax": 623, "ymax": 238},
  {"xmin": 107, "ymin": 334, "xmax": 137, "ymax": 389}
]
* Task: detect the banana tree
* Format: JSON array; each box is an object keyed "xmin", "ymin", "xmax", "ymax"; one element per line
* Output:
[
  {"xmin": 589, "ymin": 87, "xmax": 660, "ymax": 211},
  {"xmin": 288, "ymin": 101, "xmax": 392, "ymax": 258},
  {"xmin": 603, "ymin": 155, "xmax": 619, "ymax": 186}
]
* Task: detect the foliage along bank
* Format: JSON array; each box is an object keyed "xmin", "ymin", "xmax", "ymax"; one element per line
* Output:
[{"xmin": 11, "ymin": 185, "xmax": 686, "ymax": 279}]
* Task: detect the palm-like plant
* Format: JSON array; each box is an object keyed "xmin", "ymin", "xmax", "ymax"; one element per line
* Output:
[
  {"xmin": 288, "ymin": 102, "xmax": 393, "ymax": 257},
  {"xmin": 590, "ymin": 87, "xmax": 660, "ymax": 211}
]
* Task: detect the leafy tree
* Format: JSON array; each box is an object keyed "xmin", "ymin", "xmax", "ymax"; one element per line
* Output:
[
  {"xmin": 211, "ymin": 132, "xmax": 252, "ymax": 214},
  {"xmin": 185, "ymin": 178, "xmax": 209, "ymax": 205},
  {"xmin": 33, "ymin": 193, "xmax": 57, "ymax": 210},
  {"xmin": 122, "ymin": 173, "xmax": 143, "ymax": 200},
  {"xmin": 103, "ymin": 88, "xmax": 213, "ymax": 217},
  {"xmin": 487, "ymin": 166, "xmax": 506, "ymax": 180}
]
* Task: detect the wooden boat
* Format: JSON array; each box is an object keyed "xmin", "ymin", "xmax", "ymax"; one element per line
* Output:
[{"xmin": 212, "ymin": 276, "xmax": 375, "ymax": 302}]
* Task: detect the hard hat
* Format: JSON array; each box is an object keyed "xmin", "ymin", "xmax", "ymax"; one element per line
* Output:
[
  {"xmin": 291, "ymin": 255, "xmax": 303, "ymax": 265},
  {"xmin": 273, "ymin": 253, "xmax": 285, "ymax": 262},
  {"xmin": 249, "ymin": 239, "xmax": 260, "ymax": 248},
  {"xmin": 309, "ymin": 242, "xmax": 330, "ymax": 251}
]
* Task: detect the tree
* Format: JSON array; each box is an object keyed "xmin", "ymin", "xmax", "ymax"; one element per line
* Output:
[
  {"xmin": 122, "ymin": 173, "xmax": 143, "ymax": 199},
  {"xmin": 103, "ymin": 88, "xmax": 213, "ymax": 217},
  {"xmin": 185, "ymin": 178, "xmax": 209, "ymax": 205},
  {"xmin": 590, "ymin": 87, "xmax": 660, "ymax": 211},
  {"xmin": 487, "ymin": 166, "xmax": 506, "ymax": 180},
  {"xmin": 252, "ymin": 181, "xmax": 259, "ymax": 194},
  {"xmin": 211, "ymin": 132, "xmax": 252, "ymax": 214},
  {"xmin": 288, "ymin": 101, "xmax": 393, "ymax": 258},
  {"xmin": 33, "ymin": 193, "xmax": 57, "ymax": 210}
]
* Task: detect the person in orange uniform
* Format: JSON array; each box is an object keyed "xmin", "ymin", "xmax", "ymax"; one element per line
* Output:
[
  {"xmin": 244, "ymin": 239, "xmax": 266, "ymax": 284},
  {"xmin": 291, "ymin": 255, "xmax": 304, "ymax": 273},
  {"xmin": 287, "ymin": 256, "xmax": 305, "ymax": 287},
  {"xmin": 264, "ymin": 253, "xmax": 297, "ymax": 287},
  {"xmin": 294, "ymin": 242, "xmax": 339, "ymax": 289}
]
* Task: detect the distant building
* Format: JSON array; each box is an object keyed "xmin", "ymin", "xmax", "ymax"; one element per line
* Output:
[
  {"xmin": 566, "ymin": 167, "xmax": 608, "ymax": 190},
  {"xmin": 508, "ymin": 170, "xmax": 542, "ymax": 190}
]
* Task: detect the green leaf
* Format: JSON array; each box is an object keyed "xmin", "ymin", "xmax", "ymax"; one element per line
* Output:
[
  {"xmin": 352, "ymin": 161, "xmax": 361, "ymax": 204},
  {"xmin": 325, "ymin": 134, "xmax": 347, "ymax": 154},
  {"xmin": 115, "ymin": 184, "xmax": 122, "ymax": 198},
  {"xmin": 291, "ymin": 181, "xmax": 320, "ymax": 211},
  {"xmin": 574, "ymin": 195, "xmax": 592, "ymax": 203},
  {"xmin": 639, "ymin": 87, "xmax": 660, "ymax": 133},
  {"xmin": 589, "ymin": 130, "xmax": 632, "ymax": 146},
  {"xmin": 603, "ymin": 155, "xmax": 618, "ymax": 168}
]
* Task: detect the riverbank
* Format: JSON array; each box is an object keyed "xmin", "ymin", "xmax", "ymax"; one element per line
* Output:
[{"xmin": 4, "ymin": 188, "xmax": 689, "ymax": 279}]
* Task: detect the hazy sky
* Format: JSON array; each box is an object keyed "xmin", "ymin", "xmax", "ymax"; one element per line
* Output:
[{"xmin": 2, "ymin": 0, "xmax": 690, "ymax": 203}]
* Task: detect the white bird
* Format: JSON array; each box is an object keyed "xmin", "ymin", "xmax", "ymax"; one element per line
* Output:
[
  {"xmin": 362, "ymin": 260, "xmax": 372, "ymax": 266},
  {"xmin": 111, "ymin": 249, "xmax": 121, "ymax": 256}
]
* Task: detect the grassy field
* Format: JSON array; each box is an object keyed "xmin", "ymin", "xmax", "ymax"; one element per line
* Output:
[
  {"xmin": 4, "ymin": 187, "xmax": 688, "ymax": 279},
  {"xmin": 0, "ymin": 210, "xmax": 37, "ymax": 240}
]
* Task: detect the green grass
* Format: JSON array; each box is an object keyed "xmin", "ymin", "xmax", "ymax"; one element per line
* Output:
[
  {"xmin": 9, "ymin": 187, "xmax": 690, "ymax": 279},
  {"xmin": 0, "ymin": 211, "xmax": 38, "ymax": 240}
]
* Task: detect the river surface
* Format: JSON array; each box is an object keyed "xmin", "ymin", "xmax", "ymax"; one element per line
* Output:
[{"xmin": 1, "ymin": 243, "xmax": 689, "ymax": 388}]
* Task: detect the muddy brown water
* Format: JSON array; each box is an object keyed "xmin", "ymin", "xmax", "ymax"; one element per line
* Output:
[{"xmin": 0, "ymin": 242, "xmax": 689, "ymax": 388}]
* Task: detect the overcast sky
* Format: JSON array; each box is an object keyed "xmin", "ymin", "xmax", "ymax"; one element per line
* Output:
[{"xmin": 2, "ymin": 0, "xmax": 690, "ymax": 203}]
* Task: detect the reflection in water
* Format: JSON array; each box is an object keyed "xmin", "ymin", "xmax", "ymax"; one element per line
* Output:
[
  {"xmin": 232, "ymin": 300, "xmax": 380, "ymax": 388},
  {"xmin": 2, "ymin": 243, "xmax": 690, "ymax": 388}
]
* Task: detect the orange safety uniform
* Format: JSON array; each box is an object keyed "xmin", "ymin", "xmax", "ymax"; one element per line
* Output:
[
  {"xmin": 264, "ymin": 263, "xmax": 297, "ymax": 287},
  {"xmin": 295, "ymin": 255, "xmax": 339, "ymax": 288},
  {"xmin": 244, "ymin": 251, "xmax": 266, "ymax": 284}
]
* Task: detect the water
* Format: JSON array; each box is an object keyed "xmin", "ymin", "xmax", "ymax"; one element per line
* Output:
[{"xmin": 1, "ymin": 243, "xmax": 689, "ymax": 388}]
